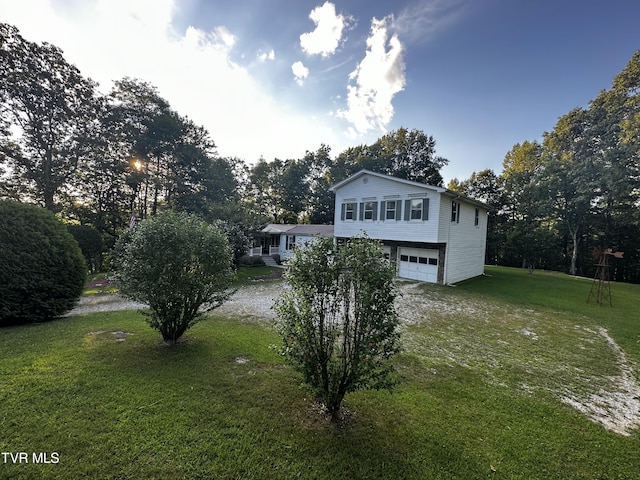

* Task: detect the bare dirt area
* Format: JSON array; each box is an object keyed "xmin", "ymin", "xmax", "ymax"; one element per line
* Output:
[{"xmin": 70, "ymin": 279, "xmax": 640, "ymax": 435}]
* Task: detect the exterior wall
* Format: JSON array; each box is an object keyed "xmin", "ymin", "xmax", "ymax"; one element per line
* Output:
[
  {"xmin": 439, "ymin": 197, "xmax": 488, "ymax": 284},
  {"xmin": 279, "ymin": 234, "xmax": 318, "ymax": 259},
  {"xmin": 332, "ymin": 173, "xmax": 441, "ymax": 242},
  {"xmin": 333, "ymin": 171, "xmax": 488, "ymax": 285}
]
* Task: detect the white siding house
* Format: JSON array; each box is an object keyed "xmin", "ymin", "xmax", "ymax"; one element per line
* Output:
[
  {"xmin": 258, "ymin": 224, "xmax": 334, "ymax": 260},
  {"xmin": 330, "ymin": 170, "xmax": 488, "ymax": 284}
]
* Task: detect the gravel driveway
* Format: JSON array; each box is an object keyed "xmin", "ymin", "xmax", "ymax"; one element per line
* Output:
[{"xmin": 71, "ymin": 281, "xmax": 282, "ymax": 319}]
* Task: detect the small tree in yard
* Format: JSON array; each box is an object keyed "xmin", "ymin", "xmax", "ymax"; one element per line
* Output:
[
  {"xmin": 275, "ymin": 236, "xmax": 401, "ymax": 421},
  {"xmin": 113, "ymin": 211, "xmax": 234, "ymax": 345}
]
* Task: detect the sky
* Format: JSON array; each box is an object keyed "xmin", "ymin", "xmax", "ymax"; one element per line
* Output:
[{"xmin": 1, "ymin": 0, "xmax": 639, "ymax": 183}]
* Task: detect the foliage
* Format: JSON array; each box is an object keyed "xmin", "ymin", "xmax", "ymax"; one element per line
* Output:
[
  {"xmin": 238, "ymin": 254, "xmax": 266, "ymax": 267},
  {"xmin": 67, "ymin": 224, "xmax": 104, "ymax": 273},
  {"xmin": 0, "ymin": 23, "xmax": 102, "ymax": 211},
  {"xmin": 453, "ymin": 50, "xmax": 640, "ymax": 281},
  {"xmin": 211, "ymin": 219, "xmax": 253, "ymax": 269},
  {"xmin": 332, "ymin": 127, "xmax": 448, "ymax": 186},
  {"xmin": 112, "ymin": 211, "xmax": 234, "ymax": 344},
  {"xmin": 0, "ymin": 200, "xmax": 86, "ymax": 325},
  {"xmin": 275, "ymin": 236, "xmax": 401, "ymax": 419}
]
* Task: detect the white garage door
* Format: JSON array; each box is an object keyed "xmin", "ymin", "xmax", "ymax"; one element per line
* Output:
[{"xmin": 398, "ymin": 248, "xmax": 439, "ymax": 283}]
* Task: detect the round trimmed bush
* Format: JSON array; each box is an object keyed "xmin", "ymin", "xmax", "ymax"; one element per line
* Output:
[
  {"xmin": 0, "ymin": 200, "xmax": 87, "ymax": 325},
  {"xmin": 113, "ymin": 211, "xmax": 234, "ymax": 345}
]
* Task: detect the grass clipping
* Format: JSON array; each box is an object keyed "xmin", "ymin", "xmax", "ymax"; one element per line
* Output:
[{"xmin": 397, "ymin": 282, "xmax": 640, "ymax": 436}]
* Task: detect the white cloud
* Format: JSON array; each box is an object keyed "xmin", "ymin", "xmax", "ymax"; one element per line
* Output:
[
  {"xmin": 393, "ymin": 0, "xmax": 469, "ymax": 46},
  {"xmin": 257, "ymin": 48, "xmax": 275, "ymax": 62},
  {"xmin": 337, "ymin": 16, "xmax": 406, "ymax": 135},
  {"xmin": 291, "ymin": 61, "xmax": 309, "ymax": 86},
  {"xmin": 299, "ymin": 1, "xmax": 348, "ymax": 57},
  {"xmin": 0, "ymin": 0, "xmax": 347, "ymax": 163}
]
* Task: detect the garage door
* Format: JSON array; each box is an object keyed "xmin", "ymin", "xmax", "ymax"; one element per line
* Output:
[{"xmin": 398, "ymin": 248, "xmax": 439, "ymax": 283}]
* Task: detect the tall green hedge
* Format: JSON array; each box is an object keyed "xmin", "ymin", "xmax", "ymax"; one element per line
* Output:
[{"xmin": 0, "ymin": 201, "xmax": 86, "ymax": 325}]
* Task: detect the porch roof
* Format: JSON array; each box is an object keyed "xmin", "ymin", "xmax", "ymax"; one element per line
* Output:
[{"xmin": 261, "ymin": 224, "xmax": 334, "ymax": 237}]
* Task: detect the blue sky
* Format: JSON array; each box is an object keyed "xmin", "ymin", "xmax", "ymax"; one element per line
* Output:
[{"xmin": 1, "ymin": 0, "xmax": 639, "ymax": 183}]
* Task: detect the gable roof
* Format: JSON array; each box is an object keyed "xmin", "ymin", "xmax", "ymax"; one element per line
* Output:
[
  {"xmin": 329, "ymin": 169, "xmax": 488, "ymax": 210},
  {"xmin": 329, "ymin": 169, "xmax": 445, "ymax": 193}
]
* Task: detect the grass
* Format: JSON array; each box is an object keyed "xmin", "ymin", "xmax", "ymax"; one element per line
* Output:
[{"xmin": 1, "ymin": 266, "xmax": 639, "ymax": 479}]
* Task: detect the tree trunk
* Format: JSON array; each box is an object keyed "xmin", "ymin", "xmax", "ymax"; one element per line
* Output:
[{"xmin": 569, "ymin": 226, "xmax": 579, "ymax": 276}]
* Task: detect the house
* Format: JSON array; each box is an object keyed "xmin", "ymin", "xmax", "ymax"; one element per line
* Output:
[
  {"xmin": 329, "ymin": 169, "xmax": 488, "ymax": 284},
  {"xmin": 250, "ymin": 224, "xmax": 334, "ymax": 260}
]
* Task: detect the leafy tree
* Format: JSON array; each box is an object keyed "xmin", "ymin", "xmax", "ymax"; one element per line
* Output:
[
  {"xmin": 0, "ymin": 23, "xmax": 101, "ymax": 211},
  {"xmin": 541, "ymin": 109, "xmax": 594, "ymax": 275},
  {"xmin": 67, "ymin": 224, "xmax": 104, "ymax": 273},
  {"xmin": 332, "ymin": 127, "xmax": 448, "ymax": 186},
  {"xmin": 211, "ymin": 218, "xmax": 252, "ymax": 269},
  {"xmin": 0, "ymin": 200, "xmax": 86, "ymax": 325},
  {"xmin": 448, "ymin": 169, "xmax": 505, "ymax": 264},
  {"xmin": 373, "ymin": 127, "xmax": 448, "ymax": 185},
  {"xmin": 275, "ymin": 236, "xmax": 401, "ymax": 421},
  {"xmin": 303, "ymin": 144, "xmax": 335, "ymax": 224},
  {"xmin": 113, "ymin": 211, "xmax": 234, "ymax": 345}
]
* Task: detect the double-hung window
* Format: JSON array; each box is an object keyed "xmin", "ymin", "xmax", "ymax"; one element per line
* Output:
[
  {"xmin": 343, "ymin": 202, "xmax": 356, "ymax": 220},
  {"xmin": 410, "ymin": 199, "xmax": 423, "ymax": 220},
  {"xmin": 364, "ymin": 201, "xmax": 375, "ymax": 220},
  {"xmin": 385, "ymin": 200, "xmax": 397, "ymax": 220},
  {"xmin": 451, "ymin": 201, "xmax": 460, "ymax": 223},
  {"xmin": 403, "ymin": 198, "xmax": 429, "ymax": 221}
]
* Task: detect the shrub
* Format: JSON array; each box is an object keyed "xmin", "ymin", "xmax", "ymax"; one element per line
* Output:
[
  {"xmin": 67, "ymin": 224, "xmax": 103, "ymax": 273},
  {"xmin": 275, "ymin": 236, "xmax": 401, "ymax": 421},
  {"xmin": 113, "ymin": 211, "xmax": 234, "ymax": 345},
  {"xmin": 0, "ymin": 200, "xmax": 86, "ymax": 325},
  {"xmin": 239, "ymin": 255, "xmax": 266, "ymax": 267}
]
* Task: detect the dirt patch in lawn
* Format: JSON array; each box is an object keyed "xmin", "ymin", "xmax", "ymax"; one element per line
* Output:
[
  {"xmin": 559, "ymin": 327, "xmax": 640, "ymax": 436},
  {"xmin": 398, "ymin": 281, "xmax": 640, "ymax": 436}
]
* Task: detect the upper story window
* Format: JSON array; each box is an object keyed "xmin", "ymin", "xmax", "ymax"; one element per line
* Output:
[
  {"xmin": 385, "ymin": 200, "xmax": 397, "ymax": 220},
  {"xmin": 380, "ymin": 200, "xmax": 401, "ymax": 221},
  {"xmin": 363, "ymin": 201, "xmax": 375, "ymax": 220},
  {"xmin": 451, "ymin": 201, "xmax": 460, "ymax": 223},
  {"xmin": 474, "ymin": 208, "xmax": 479, "ymax": 226},
  {"xmin": 403, "ymin": 198, "xmax": 429, "ymax": 221},
  {"xmin": 410, "ymin": 199, "xmax": 423, "ymax": 220},
  {"xmin": 342, "ymin": 202, "xmax": 356, "ymax": 221}
]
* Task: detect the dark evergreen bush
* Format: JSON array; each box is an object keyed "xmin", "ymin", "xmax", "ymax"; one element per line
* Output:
[{"xmin": 0, "ymin": 201, "xmax": 87, "ymax": 325}]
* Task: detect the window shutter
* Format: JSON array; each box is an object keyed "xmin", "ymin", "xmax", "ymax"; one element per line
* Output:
[
  {"xmin": 359, "ymin": 202, "xmax": 364, "ymax": 221},
  {"xmin": 457, "ymin": 203, "xmax": 460, "ymax": 223},
  {"xmin": 379, "ymin": 201, "xmax": 385, "ymax": 221},
  {"xmin": 404, "ymin": 200, "xmax": 411, "ymax": 221},
  {"xmin": 395, "ymin": 201, "xmax": 401, "ymax": 221},
  {"xmin": 341, "ymin": 203, "xmax": 346, "ymax": 221},
  {"xmin": 422, "ymin": 198, "xmax": 429, "ymax": 221},
  {"xmin": 372, "ymin": 202, "xmax": 378, "ymax": 221}
]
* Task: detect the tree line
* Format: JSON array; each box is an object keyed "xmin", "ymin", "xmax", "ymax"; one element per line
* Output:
[
  {"xmin": 449, "ymin": 50, "xmax": 640, "ymax": 282},
  {"xmin": 0, "ymin": 23, "xmax": 447, "ymax": 271},
  {"xmin": 2, "ymin": 23, "xmax": 639, "ymax": 282}
]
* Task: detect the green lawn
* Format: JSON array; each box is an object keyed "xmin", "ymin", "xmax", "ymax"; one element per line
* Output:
[{"xmin": 1, "ymin": 266, "xmax": 639, "ymax": 479}]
